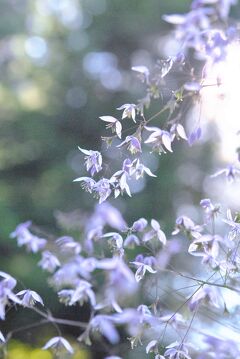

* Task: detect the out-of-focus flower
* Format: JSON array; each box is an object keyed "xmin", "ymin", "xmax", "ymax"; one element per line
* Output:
[
  {"xmin": 188, "ymin": 285, "xmax": 222, "ymax": 311},
  {"xmin": 211, "ymin": 164, "xmax": 240, "ymax": 182},
  {"xmin": 94, "ymin": 178, "xmax": 112, "ymax": 203},
  {"xmin": 56, "ymin": 236, "xmax": 81, "ymax": 254},
  {"xmin": 38, "ymin": 251, "xmax": 61, "ymax": 273},
  {"xmin": 0, "ymin": 272, "xmax": 21, "ymax": 320},
  {"xmin": 131, "ymin": 66, "xmax": 150, "ymax": 83},
  {"xmin": 0, "ymin": 331, "xmax": 5, "ymax": 343},
  {"xmin": 42, "ymin": 336, "xmax": 74, "ymax": 354},
  {"xmin": 131, "ymin": 260, "xmax": 157, "ymax": 282},
  {"xmin": 10, "ymin": 222, "xmax": 47, "ymax": 253},
  {"xmin": 146, "ymin": 339, "xmax": 159, "ymax": 354},
  {"xmin": 164, "ymin": 341, "xmax": 192, "ymax": 359},
  {"xmin": 170, "ymin": 123, "xmax": 188, "ymax": 141},
  {"xmin": 143, "ymin": 219, "xmax": 167, "ymax": 245},
  {"xmin": 58, "ymin": 279, "xmax": 96, "ymax": 307}
]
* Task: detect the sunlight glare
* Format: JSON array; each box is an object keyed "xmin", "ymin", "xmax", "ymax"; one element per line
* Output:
[{"xmin": 201, "ymin": 42, "xmax": 240, "ymax": 162}]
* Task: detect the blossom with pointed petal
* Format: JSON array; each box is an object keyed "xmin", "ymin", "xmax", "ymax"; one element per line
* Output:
[
  {"xmin": 117, "ymin": 104, "xmax": 136, "ymax": 122},
  {"xmin": 131, "ymin": 261, "xmax": 157, "ymax": 282},
  {"xmin": 131, "ymin": 66, "xmax": 149, "ymax": 83},
  {"xmin": 17, "ymin": 290, "xmax": 44, "ymax": 307},
  {"xmin": 117, "ymin": 136, "xmax": 141, "ymax": 154},
  {"xmin": 38, "ymin": 251, "xmax": 60, "ymax": 273},
  {"xmin": 211, "ymin": 164, "xmax": 240, "ymax": 182},
  {"xmin": 78, "ymin": 147, "xmax": 102, "ymax": 176},
  {"xmin": 42, "ymin": 336, "xmax": 74, "ymax": 354},
  {"xmin": 100, "ymin": 116, "xmax": 122, "ymax": 139},
  {"xmin": 143, "ymin": 219, "xmax": 166, "ymax": 245},
  {"xmin": 73, "ymin": 176, "xmax": 96, "ymax": 193},
  {"xmin": 134, "ymin": 159, "xmax": 156, "ymax": 180},
  {"xmin": 145, "ymin": 126, "xmax": 173, "ymax": 153}
]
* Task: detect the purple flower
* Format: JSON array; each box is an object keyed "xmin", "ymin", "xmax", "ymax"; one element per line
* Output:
[
  {"xmin": 56, "ymin": 236, "xmax": 81, "ymax": 254},
  {"xmin": 223, "ymin": 209, "xmax": 240, "ymax": 240},
  {"xmin": 117, "ymin": 136, "xmax": 142, "ymax": 154},
  {"xmin": 0, "ymin": 272, "xmax": 21, "ymax": 320},
  {"xmin": 89, "ymin": 314, "xmax": 120, "ymax": 344},
  {"xmin": 58, "ymin": 279, "xmax": 96, "ymax": 307},
  {"xmin": 132, "ymin": 218, "xmax": 148, "ymax": 232},
  {"xmin": 73, "ymin": 176, "xmax": 96, "ymax": 193},
  {"xmin": 131, "ymin": 66, "xmax": 150, "ymax": 83},
  {"xmin": 11, "ymin": 222, "xmax": 47, "ymax": 253},
  {"xmin": 134, "ymin": 159, "xmax": 156, "ymax": 180},
  {"xmin": 145, "ymin": 126, "xmax": 173, "ymax": 153},
  {"xmin": 211, "ymin": 164, "xmax": 240, "ymax": 182},
  {"xmin": 94, "ymin": 178, "xmax": 112, "ymax": 203},
  {"xmin": 164, "ymin": 341, "xmax": 192, "ymax": 359},
  {"xmin": 131, "ymin": 260, "xmax": 157, "ymax": 282},
  {"xmin": 124, "ymin": 234, "xmax": 140, "ymax": 248},
  {"xmin": 78, "ymin": 147, "xmax": 102, "ymax": 176},
  {"xmin": 38, "ymin": 251, "xmax": 60, "ymax": 273},
  {"xmin": 172, "ymin": 215, "xmax": 202, "ymax": 239},
  {"xmin": 17, "ymin": 290, "xmax": 44, "ymax": 307},
  {"xmin": 102, "ymin": 232, "xmax": 123, "ymax": 252},
  {"xmin": 188, "ymin": 127, "xmax": 202, "ymax": 146},
  {"xmin": 146, "ymin": 340, "xmax": 159, "ymax": 354},
  {"xmin": 42, "ymin": 336, "xmax": 74, "ymax": 354},
  {"xmin": 143, "ymin": 219, "xmax": 167, "ymax": 245},
  {"xmin": 188, "ymin": 285, "xmax": 222, "ymax": 311}
]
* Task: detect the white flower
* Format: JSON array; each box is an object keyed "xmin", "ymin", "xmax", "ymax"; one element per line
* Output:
[
  {"xmin": 42, "ymin": 336, "xmax": 74, "ymax": 354},
  {"xmin": 100, "ymin": 116, "xmax": 122, "ymax": 139},
  {"xmin": 117, "ymin": 104, "xmax": 136, "ymax": 122}
]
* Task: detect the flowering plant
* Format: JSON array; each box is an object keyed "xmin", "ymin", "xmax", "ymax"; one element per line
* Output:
[{"xmin": 1, "ymin": 1, "xmax": 240, "ymax": 358}]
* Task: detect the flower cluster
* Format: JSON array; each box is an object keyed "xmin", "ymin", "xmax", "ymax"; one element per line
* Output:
[{"xmin": 1, "ymin": 0, "xmax": 240, "ymax": 358}]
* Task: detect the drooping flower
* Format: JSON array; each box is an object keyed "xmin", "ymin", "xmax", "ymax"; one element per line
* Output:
[
  {"xmin": 170, "ymin": 123, "xmax": 188, "ymax": 141},
  {"xmin": 143, "ymin": 219, "xmax": 167, "ymax": 245},
  {"xmin": 117, "ymin": 136, "xmax": 142, "ymax": 154},
  {"xmin": 38, "ymin": 251, "xmax": 61, "ymax": 273},
  {"xmin": 0, "ymin": 272, "xmax": 21, "ymax": 320},
  {"xmin": 131, "ymin": 66, "xmax": 150, "ymax": 83},
  {"xmin": 78, "ymin": 147, "xmax": 102, "ymax": 176},
  {"xmin": 17, "ymin": 290, "xmax": 44, "ymax": 307},
  {"xmin": 10, "ymin": 222, "xmax": 47, "ymax": 253},
  {"xmin": 164, "ymin": 341, "xmax": 192, "ymax": 359},
  {"xmin": 73, "ymin": 176, "xmax": 96, "ymax": 193},
  {"xmin": 145, "ymin": 126, "xmax": 173, "ymax": 153},
  {"xmin": 0, "ymin": 331, "xmax": 5, "ymax": 343},
  {"xmin": 134, "ymin": 159, "xmax": 156, "ymax": 180},
  {"xmin": 58, "ymin": 279, "xmax": 96, "ymax": 307},
  {"xmin": 131, "ymin": 260, "xmax": 157, "ymax": 282},
  {"xmin": 100, "ymin": 116, "xmax": 122, "ymax": 139},
  {"xmin": 146, "ymin": 340, "xmax": 159, "ymax": 354},
  {"xmin": 117, "ymin": 104, "xmax": 136, "ymax": 122},
  {"xmin": 132, "ymin": 218, "xmax": 148, "ymax": 232},
  {"xmin": 42, "ymin": 336, "xmax": 74, "ymax": 354},
  {"xmin": 94, "ymin": 178, "xmax": 112, "ymax": 203},
  {"xmin": 56, "ymin": 236, "xmax": 81, "ymax": 254},
  {"xmin": 211, "ymin": 164, "xmax": 240, "ymax": 182}
]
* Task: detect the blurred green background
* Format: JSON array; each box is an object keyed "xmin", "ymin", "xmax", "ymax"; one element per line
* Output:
[{"xmin": 0, "ymin": 0, "xmax": 217, "ymax": 357}]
